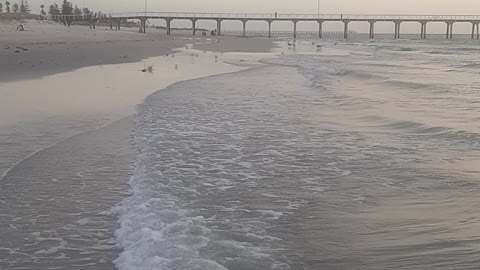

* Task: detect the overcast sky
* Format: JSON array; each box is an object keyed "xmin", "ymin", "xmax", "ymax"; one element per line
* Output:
[
  {"xmin": 23, "ymin": 0, "xmax": 480, "ymax": 14},
  {"xmin": 24, "ymin": 0, "xmax": 480, "ymax": 33}
]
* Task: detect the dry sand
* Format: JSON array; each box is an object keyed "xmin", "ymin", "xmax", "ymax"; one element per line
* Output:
[{"xmin": 0, "ymin": 20, "xmax": 275, "ymax": 82}]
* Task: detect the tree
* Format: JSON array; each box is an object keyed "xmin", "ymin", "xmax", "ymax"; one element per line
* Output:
[
  {"xmin": 40, "ymin": 4, "xmax": 46, "ymax": 16},
  {"xmin": 61, "ymin": 0, "xmax": 72, "ymax": 15},
  {"xmin": 12, "ymin": 2, "xmax": 18, "ymax": 13},
  {"xmin": 82, "ymin": 7, "xmax": 90, "ymax": 15},
  {"xmin": 19, "ymin": 0, "xmax": 30, "ymax": 14},
  {"xmin": 73, "ymin": 5, "xmax": 81, "ymax": 16},
  {"xmin": 5, "ymin": 1, "xmax": 10, "ymax": 12},
  {"xmin": 49, "ymin": 3, "xmax": 59, "ymax": 16},
  {"xmin": 0, "ymin": 3, "xmax": 3, "ymax": 12}
]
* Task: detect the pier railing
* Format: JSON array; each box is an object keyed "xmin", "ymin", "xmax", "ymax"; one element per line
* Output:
[
  {"xmin": 49, "ymin": 12, "xmax": 480, "ymax": 40},
  {"xmin": 108, "ymin": 12, "xmax": 480, "ymax": 21}
]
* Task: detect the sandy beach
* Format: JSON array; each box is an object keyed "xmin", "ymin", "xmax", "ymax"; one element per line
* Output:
[{"xmin": 0, "ymin": 20, "xmax": 274, "ymax": 82}]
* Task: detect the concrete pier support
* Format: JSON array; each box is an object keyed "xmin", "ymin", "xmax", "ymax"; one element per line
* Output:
[
  {"xmin": 116, "ymin": 20, "xmax": 121, "ymax": 31},
  {"xmin": 445, "ymin": 21, "xmax": 454, "ymax": 39},
  {"xmin": 293, "ymin": 20, "xmax": 298, "ymax": 39},
  {"xmin": 191, "ymin": 19, "xmax": 197, "ymax": 36},
  {"xmin": 318, "ymin": 20, "xmax": 324, "ymax": 38},
  {"xmin": 472, "ymin": 22, "xmax": 475, "ymax": 39},
  {"xmin": 369, "ymin": 21, "xmax": 375, "ymax": 39},
  {"xmin": 343, "ymin": 20, "xmax": 350, "ymax": 39},
  {"xmin": 267, "ymin": 20, "xmax": 272, "ymax": 38},
  {"xmin": 216, "ymin": 19, "xmax": 222, "ymax": 36},
  {"xmin": 166, "ymin": 18, "xmax": 172, "ymax": 35},
  {"xmin": 420, "ymin": 21, "xmax": 428, "ymax": 39},
  {"xmin": 140, "ymin": 18, "xmax": 147, "ymax": 33},
  {"xmin": 450, "ymin": 22, "xmax": 454, "ymax": 39},
  {"xmin": 242, "ymin": 19, "xmax": 248, "ymax": 37},
  {"xmin": 477, "ymin": 23, "xmax": 480, "ymax": 39},
  {"xmin": 394, "ymin": 21, "xmax": 402, "ymax": 39},
  {"xmin": 446, "ymin": 22, "xmax": 450, "ymax": 39},
  {"xmin": 471, "ymin": 22, "xmax": 479, "ymax": 39},
  {"xmin": 394, "ymin": 22, "xmax": 398, "ymax": 39}
]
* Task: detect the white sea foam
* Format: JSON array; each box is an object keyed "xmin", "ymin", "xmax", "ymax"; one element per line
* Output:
[{"xmin": 112, "ymin": 67, "xmax": 303, "ymax": 270}]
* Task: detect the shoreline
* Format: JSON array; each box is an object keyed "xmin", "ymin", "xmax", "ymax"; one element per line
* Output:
[{"xmin": 0, "ymin": 20, "xmax": 275, "ymax": 83}]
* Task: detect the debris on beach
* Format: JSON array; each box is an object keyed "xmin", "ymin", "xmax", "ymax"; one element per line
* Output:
[{"xmin": 141, "ymin": 65, "xmax": 154, "ymax": 73}]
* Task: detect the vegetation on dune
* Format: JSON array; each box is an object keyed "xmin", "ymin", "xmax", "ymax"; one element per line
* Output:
[{"xmin": 0, "ymin": 0, "xmax": 101, "ymax": 20}]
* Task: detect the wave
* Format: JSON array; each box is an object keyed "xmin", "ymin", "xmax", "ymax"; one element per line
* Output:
[
  {"xmin": 366, "ymin": 118, "xmax": 480, "ymax": 146},
  {"xmin": 458, "ymin": 63, "xmax": 480, "ymax": 69},
  {"xmin": 424, "ymin": 50, "xmax": 455, "ymax": 55},
  {"xmin": 375, "ymin": 45, "xmax": 418, "ymax": 52},
  {"xmin": 382, "ymin": 80, "xmax": 432, "ymax": 90},
  {"xmin": 331, "ymin": 69, "xmax": 387, "ymax": 81},
  {"xmin": 425, "ymin": 47, "xmax": 480, "ymax": 55},
  {"xmin": 384, "ymin": 121, "xmax": 451, "ymax": 135},
  {"xmin": 451, "ymin": 47, "xmax": 479, "ymax": 52},
  {"xmin": 112, "ymin": 72, "xmax": 292, "ymax": 270}
]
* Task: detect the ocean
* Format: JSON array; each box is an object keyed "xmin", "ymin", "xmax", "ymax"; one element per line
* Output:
[
  {"xmin": 116, "ymin": 39, "xmax": 480, "ymax": 270},
  {"xmin": 2, "ymin": 39, "xmax": 480, "ymax": 270}
]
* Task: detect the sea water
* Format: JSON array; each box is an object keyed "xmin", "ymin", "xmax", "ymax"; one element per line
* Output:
[{"xmin": 116, "ymin": 39, "xmax": 480, "ymax": 270}]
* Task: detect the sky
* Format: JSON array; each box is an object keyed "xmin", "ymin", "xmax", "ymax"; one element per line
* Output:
[
  {"xmin": 20, "ymin": 0, "xmax": 480, "ymax": 33},
  {"xmin": 22, "ymin": 0, "xmax": 480, "ymax": 15}
]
